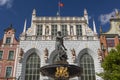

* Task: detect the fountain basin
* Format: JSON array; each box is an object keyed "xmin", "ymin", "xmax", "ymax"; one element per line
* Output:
[{"xmin": 40, "ymin": 64, "xmax": 82, "ymax": 79}]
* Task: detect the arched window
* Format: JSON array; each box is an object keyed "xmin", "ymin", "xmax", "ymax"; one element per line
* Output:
[
  {"xmin": 80, "ymin": 53, "xmax": 96, "ymax": 80},
  {"xmin": 25, "ymin": 53, "xmax": 40, "ymax": 80}
]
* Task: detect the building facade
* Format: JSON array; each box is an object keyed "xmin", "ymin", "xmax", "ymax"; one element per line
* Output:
[
  {"xmin": 100, "ymin": 9, "xmax": 120, "ymax": 60},
  {"xmin": 15, "ymin": 9, "xmax": 103, "ymax": 80},
  {"xmin": 0, "ymin": 25, "xmax": 19, "ymax": 80}
]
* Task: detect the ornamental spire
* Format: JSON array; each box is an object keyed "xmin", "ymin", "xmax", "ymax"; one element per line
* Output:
[
  {"xmin": 93, "ymin": 19, "xmax": 97, "ymax": 34},
  {"xmin": 23, "ymin": 19, "xmax": 27, "ymax": 34},
  {"xmin": 84, "ymin": 8, "xmax": 89, "ymax": 24}
]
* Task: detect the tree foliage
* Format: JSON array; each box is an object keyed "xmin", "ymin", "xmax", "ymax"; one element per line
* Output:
[{"xmin": 98, "ymin": 44, "xmax": 120, "ymax": 80}]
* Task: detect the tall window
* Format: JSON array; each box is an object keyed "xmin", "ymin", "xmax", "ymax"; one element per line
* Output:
[
  {"xmin": 80, "ymin": 54, "xmax": 96, "ymax": 80},
  {"xmin": 6, "ymin": 37, "xmax": 11, "ymax": 44},
  {"xmin": 61, "ymin": 25, "xmax": 67, "ymax": 36},
  {"xmin": 51, "ymin": 25, "xmax": 57, "ymax": 36},
  {"xmin": 76, "ymin": 25, "xmax": 82, "ymax": 36},
  {"xmin": 37, "ymin": 25, "xmax": 43, "ymax": 36},
  {"xmin": 8, "ymin": 51, "xmax": 14, "ymax": 60},
  {"xmin": 5, "ymin": 67, "xmax": 12, "ymax": 77},
  {"xmin": 0, "ymin": 51, "xmax": 3, "ymax": 60},
  {"xmin": 107, "ymin": 39, "xmax": 115, "ymax": 47},
  {"xmin": 25, "ymin": 53, "xmax": 40, "ymax": 80}
]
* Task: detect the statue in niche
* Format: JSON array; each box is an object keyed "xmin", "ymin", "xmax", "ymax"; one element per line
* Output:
[
  {"xmin": 44, "ymin": 48, "xmax": 49, "ymax": 62},
  {"xmin": 70, "ymin": 26, "xmax": 74, "ymax": 36},
  {"xmin": 55, "ymin": 31, "xmax": 67, "ymax": 63},
  {"xmin": 71, "ymin": 48, "xmax": 76, "ymax": 62},
  {"xmin": 19, "ymin": 48, "xmax": 24, "ymax": 57},
  {"xmin": 97, "ymin": 48, "xmax": 103, "ymax": 62},
  {"xmin": 71, "ymin": 48, "xmax": 76, "ymax": 56},
  {"xmin": 45, "ymin": 26, "xmax": 49, "ymax": 36},
  {"xmin": 19, "ymin": 48, "xmax": 24, "ymax": 62}
]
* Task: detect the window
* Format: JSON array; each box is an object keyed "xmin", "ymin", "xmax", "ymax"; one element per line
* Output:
[
  {"xmin": 6, "ymin": 37, "xmax": 11, "ymax": 44},
  {"xmin": 80, "ymin": 54, "xmax": 96, "ymax": 80},
  {"xmin": 8, "ymin": 51, "xmax": 14, "ymax": 60},
  {"xmin": 51, "ymin": 25, "xmax": 57, "ymax": 36},
  {"xmin": 37, "ymin": 25, "xmax": 43, "ymax": 36},
  {"xmin": 25, "ymin": 53, "xmax": 40, "ymax": 80},
  {"xmin": 76, "ymin": 25, "xmax": 82, "ymax": 36},
  {"xmin": 61, "ymin": 25, "xmax": 67, "ymax": 36},
  {"xmin": 107, "ymin": 39, "xmax": 115, "ymax": 47},
  {"xmin": 5, "ymin": 67, "xmax": 12, "ymax": 77},
  {"xmin": 0, "ymin": 51, "xmax": 3, "ymax": 60}
]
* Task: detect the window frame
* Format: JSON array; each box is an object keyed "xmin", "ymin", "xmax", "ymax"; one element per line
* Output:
[
  {"xmin": 5, "ymin": 66, "xmax": 12, "ymax": 78},
  {"xmin": 107, "ymin": 39, "xmax": 115, "ymax": 47},
  {"xmin": 6, "ymin": 37, "xmax": 11, "ymax": 44},
  {"xmin": 8, "ymin": 51, "xmax": 14, "ymax": 60},
  {"xmin": 51, "ymin": 24, "xmax": 58, "ymax": 36},
  {"xmin": 25, "ymin": 53, "xmax": 40, "ymax": 80},
  {"xmin": 61, "ymin": 25, "xmax": 68, "ymax": 36},
  {"xmin": 76, "ymin": 25, "xmax": 82, "ymax": 36},
  {"xmin": 36, "ymin": 24, "xmax": 43, "ymax": 36},
  {"xmin": 0, "ymin": 51, "xmax": 3, "ymax": 60},
  {"xmin": 80, "ymin": 53, "xmax": 96, "ymax": 80}
]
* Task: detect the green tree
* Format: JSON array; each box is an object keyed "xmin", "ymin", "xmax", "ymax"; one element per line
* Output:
[{"xmin": 98, "ymin": 44, "xmax": 120, "ymax": 80}]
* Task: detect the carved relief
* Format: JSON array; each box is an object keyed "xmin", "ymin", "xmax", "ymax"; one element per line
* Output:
[
  {"xmin": 27, "ymin": 28, "xmax": 33, "ymax": 35},
  {"xmin": 71, "ymin": 48, "xmax": 76, "ymax": 62},
  {"xmin": 44, "ymin": 48, "xmax": 49, "ymax": 62},
  {"xmin": 97, "ymin": 48, "xmax": 103, "ymax": 63},
  {"xmin": 19, "ymin": 48, "xmax": 24, "ymax": 62}
]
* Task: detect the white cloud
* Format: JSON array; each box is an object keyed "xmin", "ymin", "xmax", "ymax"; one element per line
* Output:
[
  {"xmin": 99, "ymin": 10, "xmax": 116, "ymax": 25},
  {"xmin": 0, "ymin": 0, "xmax": 13, "ymax": 8}
]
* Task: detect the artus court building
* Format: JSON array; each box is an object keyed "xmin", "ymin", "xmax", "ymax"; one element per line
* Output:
[{"xmin": 14, "ymin": 9, "xmax": 103, "ymax": 80}]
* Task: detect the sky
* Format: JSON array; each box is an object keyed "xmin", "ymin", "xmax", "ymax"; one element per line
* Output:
[{"xmin": 0, "ymin": 0, "xmax": 120, "ymax": 39}]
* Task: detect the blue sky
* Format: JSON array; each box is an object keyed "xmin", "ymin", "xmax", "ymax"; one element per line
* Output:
[{"xmin": 0, "ymin": 0, "xmax": 120, "ymax": 39}]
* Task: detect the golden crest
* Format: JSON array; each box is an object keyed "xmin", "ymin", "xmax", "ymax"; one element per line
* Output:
[{"xmin": 55, "ymin": 67, "xmax": 69, "ymax": 78}]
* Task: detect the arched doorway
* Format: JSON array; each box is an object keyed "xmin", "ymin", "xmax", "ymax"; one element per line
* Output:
[
  {"xmin": 80, "ymin": 53, "xmax": 96, "ymax": 80},
  {"xmin": 25, "ymin": 53, "xmax": 40, "ymax": 80}
]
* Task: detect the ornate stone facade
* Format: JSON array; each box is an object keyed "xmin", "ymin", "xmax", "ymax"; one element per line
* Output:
[{"xmin": 16, "ymin": 9, "xmax": 103, "ymax": 80}]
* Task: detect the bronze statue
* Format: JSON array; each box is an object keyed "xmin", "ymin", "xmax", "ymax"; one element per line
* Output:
[
  {"xmin": 55, "ymin": 31, "xmax": 67, "ymax": 51},
  {"xmin": 55, "ymin": 31, "xmax": 67, "ymax": 62}
]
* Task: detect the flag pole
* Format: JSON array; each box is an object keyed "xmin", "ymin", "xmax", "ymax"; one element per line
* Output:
[{"xmin": 58, "ymin": 0, "xmax": 61, "ymax": 16}]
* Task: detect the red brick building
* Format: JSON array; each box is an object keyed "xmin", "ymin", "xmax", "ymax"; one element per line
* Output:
[
  {"xmin": 100, "ymin": 10, "xmax": 120, "ymax": 60},
  {"xmin": 0, "ymin": 25, "xmax": 19, "ymax": 80}
]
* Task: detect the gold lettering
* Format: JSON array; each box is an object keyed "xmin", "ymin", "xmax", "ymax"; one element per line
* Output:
[{"xmin": 55, "ymin": 67, "xmax": 69, "ymax": 78}]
